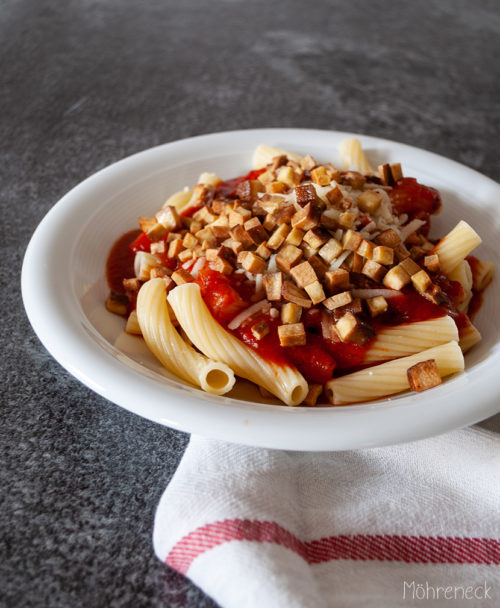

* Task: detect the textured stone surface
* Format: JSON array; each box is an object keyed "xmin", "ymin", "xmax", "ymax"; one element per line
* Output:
[{"xmin": 2, "ymin": 0, "xmax": 499, "ymax": 606}]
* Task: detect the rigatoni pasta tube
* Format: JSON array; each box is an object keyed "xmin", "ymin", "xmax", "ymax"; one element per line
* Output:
[
  {"xmin": 326, "ymin": 341, "xmax": 464, "ymax": 405},
  {"xmin": 459, "ymin": 323, "xmax": 482, "ymax": 354},
  {"xmin": 136, "ymin": 278, "xmax": 235, "ymax": 395},
  {"xmin": 339, "ymin": 137, "xmax": 373, "ymax": 173},
  {"xmin": 472, "ymin": 259, "xmax": 494, "ymax": 291},
  {"xmin": 252, "ymin": 144, "xmax": 302, "ymax": 170},
  {"xmin": 432, "ymin": 221, "xmax": 481, "ymax": 276},
  {"xmin": 168, "ymin": 283, "xmax": 308, "ymax": 406},
  {"xmin": 364, "ymin": 316, "xmax": 458, "ymax": 364},
  {"xmin": 163, "ymin": 189, "xmax": 193, "ymax": 213}
]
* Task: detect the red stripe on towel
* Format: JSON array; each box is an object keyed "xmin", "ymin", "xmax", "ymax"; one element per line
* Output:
[{"xmin": 165, "ymin": 519, "xmax": 500, "ymax": 574}]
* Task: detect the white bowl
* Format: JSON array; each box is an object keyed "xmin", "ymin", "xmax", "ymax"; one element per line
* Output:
[{"xmin": 21, "ymin": 129, "xmax": 500, "ymax": 450}]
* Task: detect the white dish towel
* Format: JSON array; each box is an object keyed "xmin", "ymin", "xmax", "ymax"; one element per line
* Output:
[{"xmin": 154, "ymin": 423, "xmax": 500, "ymax": 607}]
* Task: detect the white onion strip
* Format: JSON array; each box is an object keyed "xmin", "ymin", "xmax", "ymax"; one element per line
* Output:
[
  {"xmin": 227, "ymin": 300, "xmax": 271, "ymax": 330},
  {"xmin": 351, "ymin": 288, "xmax": 403, "ymax": 299},
  {"xmin": 400, "ymin": 219, "xmax": 426, "ymax": 242}
]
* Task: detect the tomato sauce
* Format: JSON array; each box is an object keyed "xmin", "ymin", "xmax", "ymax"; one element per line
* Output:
[
  {"xmin": 106, "ymin": 229, "xmax": 141, "ymax": 293},
  {"xmin": 215, "ymin": 169, "xmax": 266, "ymax": 199}
]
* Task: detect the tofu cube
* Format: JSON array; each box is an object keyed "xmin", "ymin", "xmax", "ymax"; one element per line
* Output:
[
  {"xmin": 156, "ymin": 205, "xmax": 181, "ymax": 231},
  {"xmin": 281, "ymin": 280, "xmax": 312, "ymax": 308},
  {"xmin": 235, "ymin": 179, "xmax": 265, "ymax": 202},
  {"xmin": 251, "ymin": 321, "xmax": 270, "ymax": 340},
  {"xmin": 244, "ymin": 217, "xmax": 268, "ymax": 245},
  {"xmin": 276, "ymin": 244, "xmax": 303, "ymax": 273},
  {"xmin": 295, "ymin": 183, "xmax": 318, "ymax": 206},
  {"xmin": 310, "ymin": 165, "xmax": 331, "ymax": 186},
  {"xmin": 424, "ymin": 254, "xmax": 440, "ymax": 273},
  {"xmin": 361, "ymin": 259, "xmax": 386, "ymax": 282},
  {"xmin": 290, "ymin": 261, "xmax": 318, "ymax": 288},
  {"xmin": 278, "ymin": 322, "xmax": 307, "ymax": 346},
  {"xmin": 378, "ymin": 163, "xmax": 393, "ymax": 186},
  {"xmin": 400, "ymin": 256, "xmax": 421, "ymax": 276},
  {"xmin": 318, "ymin": 238, "xmax": 343, "ymax": 263},
  {"xmin": 300, "ymin": 154, "xmax": 317, "ymax": 171},
  {"xmin": 323, "ymin": 269, "xmax": 350, "ymax": 293},
  {"xmin": 277, "ymin": 165, "xmax": 301, "ymax": 187},
  {"xmin": 342, "ymin": 171, "xmax": 366, "ymax": 189},
  {"xmin": 335, "ymin": 311, "xmax": 359, "ymax": 342},
  {"xmin": 357, "ymin": 190, "xmax": 383, "ymax": 213},
  {"xmin": 291, "ymin": 203, "xmax": 320, "ymax": 231},
  {"xmin": 262, "ymin": 272, "xmax": 283, "ymax": 301},
  {"xmin": 229, "ymin": 224, "xmax": 254, "ymax": 248},
  {"xmin": 357, "ymin": 239, "xmax": 374, "ymax": 259},
  {"xmin": 342, "ymin": 229, "xmax": 363, "ymax": 251},
  {"xmin": 285, "ymin": 227, "xmax": 305, "ymax": 247},
  {"xmin": 411, "ymin": 269, "xmax": 432, "ymax": 294},
  {"xmin": 376, "ymin": 229, "xmax": 401, "ymax": 248},
  {"xmin": 338, "ymin": 211, "xmax": 357, "ymax": 228},
  {"xmin": 303, "ymin": 227, "xmax": 329, "ymax": 250},
  {"xmin": 407, "ymin": 359, "xmax": 442, "ymax": 392},
  {"xmin": 256, "ymin": 242, "xmax": 272, "ymax": 260},
  {"xmin": 304, "ymin": 280, "xmax": 326, "ymax": 304},
  {"xmin": 323, "ymin": 291, "xmax": 352, "ymax": 311},
  {"xmin": 171, "ymin": 269, "xmax": 194, "ymax": 285},
  {"xmin": 372, "ymin": 245, "xmax": 394, "ymax": 266},
  {"xmin": 281, "ymin": 302, "xmax": 302, "ymax": 324},
  {"xmin": 238, "ymin": 251, "xmax": 267, "ymax": 274},
  {"xmin": 366, "ymin": 295, "xmax": 388, "ymax": 317},
  {"xmin": 383, "ymin": 264, "xmax": 411, "ymax": 290},
  {"xmin": 390, "ymin": 163, "xmax": 403, "ymax": 181},
  {"xmin": 267, "ymin": 223, "xmax": 291, "ymax": 250},
  {"xmin": 325, "ymin": 185, "xmax": 343, "ymax": 205}
]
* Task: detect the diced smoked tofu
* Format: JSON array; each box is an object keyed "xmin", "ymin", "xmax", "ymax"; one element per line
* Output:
[
  {"xmin": 390, "ymin": 163, "xmax": 403, "ymax": 181},
  {"xmin": 338, "ymin": 211, "xmax": 356, "ymax": 229},
  {"xmin": 263, "ymin": 213, "xmax": 277, "ymax": 232},
  {"xmin": 281, "ymin": 301, "xmax": 302, "ymax": 324},
  {"xmin": 342, "ymin": 171, "xmax": 366, "ymax": 189},
  {"xmin": 106, "ymin": 291, "xmax": 128, "ymax": 316},
  {"xmin": 383, "ymin": 264, "xmax": 411, "ymax": 290},
  {"xmin": 361, "ymin": 259, "xmax": 386, "ymax": 282},
  {"xmin": 376, "ymin": 229, "xmax": 401, "ymax": 248},
  {"xmin": 278, "ymin": 322, "xmax": 307, "ymax": 346},
  {"xmin": 366, "ymin": 295, "xmax": 388, "ymax": 317},
  {"xmin": 345, "ymin": 252, "xmax": 364, "ymax": 273},
  {"xmin": 269, "ymin": 154, "xmax": 288, "ymax": 172},
  {"xmin": 135, "ymin": 251, "xmax": 161, "ymax": 280},
  {"xmin": 372, "ymin": 245, "xmax": 394, "ymax": 266},
  {"xmin": 295, "ymin": 183, "xmax": 318, "ymax": 206},
  {"xmin": 300, "ymin": 154, "xmax": 317, "ymax": 171},
  {"xmin": 411, "ymin": 269, "xmax": 432, "ymax": 294},
  {"xmin": 302, "ymin": 384, "xmax": 323, "ymax": 406},
  {"xmin": 285, "ymin": 227, "xmax": 305, "ymax": 247},
  {"xmin": 310, "ymin": 166, "xmax": 331, "ymax": 186},
  {"xmin": 229, "ymin": 224, "xmax": 254, "ymax": 248},
  {"xmin": 307, "ymin": 254, "xmax": 328, "ymax": 279},
  {"xmin": 150, "ymin": 241, "xmax": 166, "ymax": 255},
  {"xmin": 318, "ymin": 238, "xmax": 343, "ymax": 264},
  {"xmin": 171, "ymin": 269, "xmax": 194, "ymax": 285},
  {"xmin": 276, "ymin": 244, "xmax": 303, "ymax": 273},
  {"xmin": 323, "ymin": 290, "xmax": 352, "ymax": 311},
  {"xmin": 266, "ymin": 181, "xmax": 288, "ymax": 194},
  {"xmin": 244, "ymin": 217, "xmax": 268, "ymax": 245},
  {"xmin": 325, "ymin": 164, "xmax": 342, "ymax": 182},
  {"xmin": 407, "ymin": 359, "xmax": 442, "ymax": 392},
  {"xmin": 357, "ymin": 239, "xmax": 374, "ymax": 259},
  {"xmin": 335, "ymin": 311, "xmax": 359, "ymax": 342},
  {"xmin": 303, "ymin": 227, "xmax": 329, "ymax": 250},
  {"xmin": 267, "ymin": 223, "xmax": 291, "ymax": 250},
  {"xmin": 238, "ymin": 251, "xmax": 267, "ymax": 274},
  {"xmin": 300, "ymin": 243, "xmax": 316, "ymax": 260},
  {"xmin": 378, "ymin": 163, "xmax": 393, "ymax": 186},
  {"xmin": 178, "ymin": 248, "xmax": 193, "ymax": 262},
  {"xmin": 424, "ymin": 254, "xmax": 440, "ymax": 272},
  {"xmin": 277, "ymin": 165, "xmax": 301, "ymax": 187},
  {"xmin": 156, "ymin": 205, "xmax": 181, "ymax": 231},
  {"xmin": 262, "ymin": 272, "xmax": 283, "ymax": 301},
  {"xmin": 357, "ymin": 190, "xmax": 383, "ymax": 213},
  {"xmin": 399, "ymin": 257, "xmax": 421, "ymax": 276},
  {"xmin": 168, "ymin": 239, "xmax": 185, "ymax": 258},
  {"xmin": 395, "ymin": 244, "xmax": 411, "ymax": 261},
  {"xmin": 281, "ymin": 280, "xmax": 312, "ymax": 308},
  {"xmin": 342, "ymin": 229, "xmax": 363, "ymax": 251},
  {"xmin": 139, "ymin": 218, "xmax": 168, "ymax": 241},
  {"xmin": 326, "ymin": 185, "xmax": 343, "ymax": 205},
  {"xmin": 323, "ymin": 269, "xmax": 350, "ymax": 293},
  {"xmin": 123, "ymin": 277, "xmax": 142, "ymax": 293},
  {"xmin": 255, "ymin": 242, "xmax": 272, "ymax": 260},
  {"xmin": 257, "ymin": 170, "xmax": 274, "ymax": 185},
  {"xmin": 321, "ymin": 310, "xmax": 340, "ymax": 341},
  {"xmin": 320, "ymin": 209, "xmax": 339, "ymax": 230},
  {"xmin": 251, "ymin": 321, "xmax": 270, "ymax": 340},
  {"xmin": 210, "ymin": 256, "xmax": 233, "ymax": 275},
  {"xmin": 304, "ymin": 280, "xmax": 326, "ymax": 304},
  {"xmin": 235, "ymin": 179, "xmax": 264, "ymax": 202},
  {"xmin": 291, "ymin": 203, "xmax": 320, "ymax": 231},
  {"xmin": 290, "ymin": 261, "xmax": 317, "ymax": 288},
  {"xmin": 274, "ymin": 204, "xmax": 296, "ymax": 225},
  {"xmin": 183, "ymin": 232, "xmax": 198, "ymax": 249}
]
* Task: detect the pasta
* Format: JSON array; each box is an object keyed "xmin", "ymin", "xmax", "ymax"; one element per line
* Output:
[
  {"xmin": 136, "ymin": 278, "xmax": 235, "ymax": 395},
  {"xmin": 105, "ymin": 141, "xmax": 493, "ymax": 407}
]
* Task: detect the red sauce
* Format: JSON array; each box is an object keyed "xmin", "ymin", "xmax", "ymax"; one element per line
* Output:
[
  {"xmin": 106, "ymin": 229, "xmax": 141, "ymax": 293},
  {"xmin": 389, "ymin": 178, "xmax": 442, "ymax": 217},
  {"xmin": 215, "ymin": 169, "xmax": 266, "ymax": 198}
]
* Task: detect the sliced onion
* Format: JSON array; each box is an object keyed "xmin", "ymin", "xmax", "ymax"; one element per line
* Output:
[
  {"xmin": 227, "ymin": 300, "xmax": 271, "ymax": 330},
  {"xmin": 329, "ymin": 249, "xmax": 351, "ymax": 270},
  {"xmin": 351, "ymin": 288, "xmax": 403, "ymax": 299},
  {"xmin": 400, "ymin": 218, "xmax": 425, "ymax": 241}
]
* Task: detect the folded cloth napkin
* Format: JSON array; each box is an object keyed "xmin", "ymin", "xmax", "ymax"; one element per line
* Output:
[{"xmin": 154, "ymin": 425, "xmax": 500, "ymax": 607}]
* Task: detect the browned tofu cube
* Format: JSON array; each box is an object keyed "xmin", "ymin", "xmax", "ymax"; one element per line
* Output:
[
  {"xmin": 139, "ymin": 218, "xmax": 169, "ymax": 241},
  {"xmin": 424, "ymin": 254, "xmax": 440, "ymax": 273},
  {"xmin": 278, "ymin": 322, "xmax": 307, "ymax": 346},
  {"xmin": 178, "ymin": 248, "xmax": 193, "ymax": 262},
  {"xmin": 383, "ymin": 264, "xmax": 411, "ymax": 290},
  {"xmin": 303, "ymin": 227, "xmax": 329, "ymax": 250},
  {"xmin": 267, "ymin": 223, "xmax": 291, "ymax": 250},
  {"xmin": 338, "ymin": 211, "xmax": 357, "ymax": 228},
  {"xmin": 335, "ymin": 311, "xmax": 359, "ymax": 342},
  {"xmin": 265, "ymin": 181, "xmax": 288, "ymax": 194},
  {"xmin": 407, "ymin": 359, "xmax": 442, "ymax": 392},
  {"xmin": 229, "ymin": 224, "xmax": 254, "ymax": 248},
  {"xmin": 376, "ymin": 229, "xmax": 401, "ymax": 248},
  {"xmin": 171, "ymin": 269, "xmax": 194, "ymax": 285},
  {"xmin": 183, "ymin": 232, "xmax": 198, "ymax": 249},
  {"xmin": 290, "ymin": 261, "xmax": 318, "ymax": 288},
  {"xmin": 243, "ymin": 217, "xmax": 268, "ymax": 245},
  {"xmin": 323, "ymin": 290, "xmax": 352, "ymax": 311},
  {"xmin": 304, "ymin": 280, "xmax": 326, "ymax": 304},
  {"xmin": 310, "ymin": 165, "xmax": 331, "ymax": 186},
  {"xmin": 210, "ymin": 256, "xmax": 233, "ymax": 275},
  {"xmin": 291, "ymin": 203, "xmax": 320, "ymax": 231},
  {"xmin": 270, "ymin": 154, "xmax": 288, "ymax": 172},
  {"xmin": 394, "ymin": 244, "xmax": 411, "ymax": 261},
  {"xmin": 342, "ymin": 171, "xmax": 366, "ymax": 189},
  {"xmin": 378, "ymin": 163, "xmax": 394, "ymax": 186},
  {"xmin": 300, "ymin": 154, "xmax": 317, "ymax": 171},
  {"xmin": 361, "ymin": 259, "xmax": 386, "ymax": 282},
  {"xmin": 302, "ymin": 384, "xmax": 323, "ymax": 406},
  {"xmin": 357, "ymin": 190, "xmax": 383, "ymax": 213},
  {"xmin": 372, "ymin": 245, "xmax": 394, "ymax": 266},
  {"xmin": 346, "ymin": 252, "xmax": 364, "ymax": 273},
  {"xmin": 400, "ymin": 257, "xmax": 421, "ymax": 276},
  {"xmin": 156, "ymin": 205, "xmax": 181, "ymax": 231},
  {"xmin": 342, "ymin": 229, "xmax": 363, "ymax": 251},
  {"xmin": 281, "ymin": 280, "xmax": 312, "ymax": 308},
  {"xmin": 323, "ymin": 269, "xmax": 350, "ymax": 293},
  {"xmin": 263, "ymin": 213, "xmax": 277, "ymax": 232},
  {"xmin": 320, "ymin": 310, "xmax": 340, "ymax": 341},
  {"xmin": 357, "ymin": 239, "xmax": 374, "ymax": 259},
  {"xmin": 273, "ymin": 205, "xmax": 295, "ymax": 226},
  {"xmin": 307, "ymin": 254, "xmax": 328, "ymax": 280},
  {"xmin": 325, "ymin": 185, "xmax": 343, "ymax": 205},
  {"xmin": 168, "ymin": 238, "xmax": 185, "ymax": 258},
  {"xmin": 285, "ymin": 227, "xmax": 305, "ymax": 247},
  {"xmin": 281, "ymin": 301, "xmax": 302, "ymax": 324},
  {"xmin": 238, "ymin": 251, "xmax": 267, "ymax": 274},
  {"xmin": 105, "ymin": 291, "xmax": 129, "ymax": 316},
  {"xmin": 256, "ymin": 242, "xmax": 272, "ymax": 260},
  {"xmin": 235, "ymin": 179, "xmax": 265, "ymax": 202},
  {"xmin": 277, "ymin": 165, "xmax": 301, "ymax": 187},
  {"xmin": 150, "ymin": 241, "xmax": 166, "ymax": 255},
  {"xmin": 366, "ymin": 295, "xmax": 388, "ymax": 317},
  {"xmin": 318, "ymin": 238, "xmax": 343, "ymax": 264},
  {"xmin": 411, "ymin": 269, "xmax": 432, "ymax": 294},
  {"xmin": 390, "ymin": 162, "xmax": 403, "ymax": 181},
  {"xmin": 251, "ymin": 321, "xmax": 270, "ymax": 340},
  {"xmin": 262, "ymin": 272, "xmax": 283, "ymax": 301},
  {"xmin": 295, "ymin": 183, "xmax": 318, "ymax": 206},
  {"xmin": 276, "ymin": 244, "xmax": 303, "ymax": 273}
]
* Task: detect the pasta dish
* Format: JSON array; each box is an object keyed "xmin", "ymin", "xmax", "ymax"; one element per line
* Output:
[{"xmin": 105, "ymin": 140, "xmax": 493, "ymax": 406}]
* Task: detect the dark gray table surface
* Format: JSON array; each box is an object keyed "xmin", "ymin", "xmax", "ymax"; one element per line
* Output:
[{"xmin": 2, "ymin": 1, "xmax": 499, "ymax": 606}]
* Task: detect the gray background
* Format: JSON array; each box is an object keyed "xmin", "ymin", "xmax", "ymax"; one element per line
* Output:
[{"xmin": 2, "ymin": 0, "xmax": 499, "ymax": 606}]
